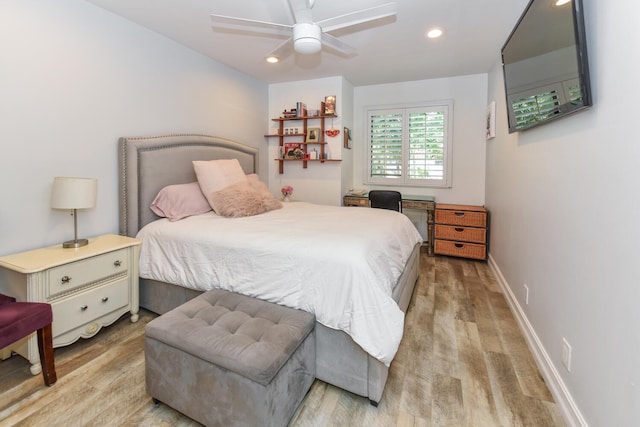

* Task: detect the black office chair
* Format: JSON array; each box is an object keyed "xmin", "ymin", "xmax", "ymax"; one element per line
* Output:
[{"xmin": 368, "ymin": 190, "xmax": 402, "ymax": 212}]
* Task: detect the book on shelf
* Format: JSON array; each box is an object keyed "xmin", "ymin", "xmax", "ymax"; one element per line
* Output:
[{"xmin": 296, "ymin": 102, "xmax": 307, "ymax": 117}]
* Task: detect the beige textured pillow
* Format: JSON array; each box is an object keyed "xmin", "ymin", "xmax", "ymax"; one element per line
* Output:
[
  {"xmin": 246, "ymin": 174, "xmax": 274, "ymax": 199},
  {"xmin": 193, "ymin": 159, "xmax": 248, "ymax": 213},
  {"xmin": 209, "ymin": 181, "xmax": 282, "ymax": 218}
]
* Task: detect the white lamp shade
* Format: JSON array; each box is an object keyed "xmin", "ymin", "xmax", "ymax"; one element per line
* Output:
[{"xmin": 51, "ymin": 177, "xmax": 97, "ymax": 210}]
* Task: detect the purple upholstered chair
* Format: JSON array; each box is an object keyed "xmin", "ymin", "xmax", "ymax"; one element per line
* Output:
[{"xmin": 0, "ymin": 294, "xmax": 57, "ymax": 385}]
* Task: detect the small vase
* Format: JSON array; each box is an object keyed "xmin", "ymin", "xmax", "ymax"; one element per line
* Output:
[{"xmin": 283, "ymin": 195, "xmax": 291, "ymax": 202}]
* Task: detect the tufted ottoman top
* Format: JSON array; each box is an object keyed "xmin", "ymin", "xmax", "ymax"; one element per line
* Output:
[{"xmin": 145, "ymin": 289, "xmax": 315, "ymax": 386}]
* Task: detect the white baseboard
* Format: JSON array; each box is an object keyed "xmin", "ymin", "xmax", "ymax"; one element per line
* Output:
[{"xmin": 487, "ymin": 254, "xmax": 588, "ymax": 427}]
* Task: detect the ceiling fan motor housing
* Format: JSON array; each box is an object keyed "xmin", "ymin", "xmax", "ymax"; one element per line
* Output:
[{"xmin": 293, "ymin": 23, "xmax": 322, "ymax": 54}]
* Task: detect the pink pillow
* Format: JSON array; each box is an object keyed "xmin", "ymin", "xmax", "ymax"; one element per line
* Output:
[
  {"xmin": 193, "ymin": 159, "xmax": 248, "ymax": 213},
  {"xmin": 150, "ymin": 182, "xmax": 211, "ymax": 221},
  {"xmin": 208, "ymin": 181, "xmax": 282, "ymax": 218}
]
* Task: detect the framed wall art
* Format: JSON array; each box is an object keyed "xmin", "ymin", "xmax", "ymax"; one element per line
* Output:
[
  {"xmin": 486, "ymin": 101, "xmax": 496, "ymax": 140},
  {"xmin": 344, "ymin": 127, "xmax": 352, "ymax": 149}
]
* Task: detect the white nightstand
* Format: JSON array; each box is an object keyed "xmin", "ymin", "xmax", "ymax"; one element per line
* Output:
[{"xmin": 0, "ymin": 234, "xmax": 140, "ymax": 375}]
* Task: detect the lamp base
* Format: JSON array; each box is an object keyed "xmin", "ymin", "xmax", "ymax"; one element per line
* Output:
[{"xmin": 62, "ymin": 239, "xmax": 89, "ymax": 248}]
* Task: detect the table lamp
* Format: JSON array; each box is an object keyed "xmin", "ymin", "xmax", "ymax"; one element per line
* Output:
[{"xmin": 51, "ymin": 177, "xmax": 97, "ymax": 248}]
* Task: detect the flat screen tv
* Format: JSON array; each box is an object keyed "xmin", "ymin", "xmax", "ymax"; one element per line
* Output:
[{"xmin": 501, "ymin": 0, "xmax": 592, "ymax": 133}]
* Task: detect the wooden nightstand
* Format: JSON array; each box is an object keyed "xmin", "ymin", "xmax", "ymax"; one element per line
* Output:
[
  {"xmin": 0, "ymin": 234, "xmax": 140, "ymax": 375},
  {"xmin": 434, "ymin": 204, "xmax": 488, "ymax": 260}
]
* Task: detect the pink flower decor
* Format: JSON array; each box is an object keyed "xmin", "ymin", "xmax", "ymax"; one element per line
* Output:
[{"xmin": 281, "ymin": 185, "xmax": 294, "ymax": 197}]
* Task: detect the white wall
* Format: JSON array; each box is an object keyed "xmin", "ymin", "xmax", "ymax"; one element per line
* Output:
[
  {"xmin": 485, "ymin": 0, "xmax": 640, "ymax": 425},
  {"xmin": 0, "ymin": 0, "xmax": 267, "ymax": 255},
  {"xmin": 267, "ymin": 76, "xmax": 353, "ymax": 206},
  {"xmin": 353, "ymin": 75, "xmax": 488, "ymax": 206}
]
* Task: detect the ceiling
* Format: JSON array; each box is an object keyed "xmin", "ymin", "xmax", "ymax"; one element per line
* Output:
[{"xmin": 85, "ymin": 0, "xmax": 530, "ymax": 86}]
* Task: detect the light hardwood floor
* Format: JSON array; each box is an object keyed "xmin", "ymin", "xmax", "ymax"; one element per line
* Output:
[{"xmin": 0, "ymin": 252, "xmax": 565, "ymax": 426}]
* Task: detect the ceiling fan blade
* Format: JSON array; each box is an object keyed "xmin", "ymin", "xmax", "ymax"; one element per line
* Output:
[
  {"xmin": 210, "ymin": 14, "xmax": 292, "ymax": 37},
  {"xmin": 267, "ymin": 37, "xmax": 295, "ymax": 59},
  {"xmin": 321, "ymin": 33, "xmax": 357, "ymax": 56},
  {"xmin": 287, "ymin": 0, "xmax": 314, "ymax": 24},
  {"xmin": 317, "ymin": 2, "xmax": 397, "ymax": 33}
]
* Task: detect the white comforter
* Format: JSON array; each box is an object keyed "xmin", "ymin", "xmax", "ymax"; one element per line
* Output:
[{"xmin": 137, "ymin": 202, "xmax": 423, "ymax": 365}]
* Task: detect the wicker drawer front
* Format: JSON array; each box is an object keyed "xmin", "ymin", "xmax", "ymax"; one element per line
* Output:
[
  {"xmin": 434, "ymin": 240, "xmax": 486, "ymax": 260},
  {"xmin": 435, "ymin": 225, "xmax": 486, "ymax": 244},
  {"xmin": 435, "ymin": 209, "xmax": 486, "ymax": 227}
]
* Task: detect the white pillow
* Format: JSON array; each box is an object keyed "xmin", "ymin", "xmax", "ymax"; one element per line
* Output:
[{"xmin": 193, "ymin": 159, "xmax": 248, "ymax": 213}]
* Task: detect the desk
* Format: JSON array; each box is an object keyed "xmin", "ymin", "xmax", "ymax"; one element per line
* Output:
[{"xmin": 343, "ymin": 194, "xmax": 435, "ymax": 256}]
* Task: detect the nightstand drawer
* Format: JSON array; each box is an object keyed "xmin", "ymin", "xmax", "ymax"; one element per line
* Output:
[
  {"xmin": 47, "ymin": 249, "xmax": 129, "ymax": 298},
  {"xmin": 435, "ymin": 209, "xmax": 486, "ymax": 227},
  {"xmin": 435, "ymin": 224, "xmax": 486, "ymax": 244},
  {"xmin": 434, "ymin": 240, "xmax": 486, "ymax": 260},
  {"xmin": 52, "ymin": 278, "xmax": 130, "ymax": 337}
]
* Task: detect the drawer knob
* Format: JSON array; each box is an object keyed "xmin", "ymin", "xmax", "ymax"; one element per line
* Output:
[
  {"xmin": 454, "ymin": 227, "xmax": 464, "ymax": 232},
  {"xmin": 455, "ymin": 243, "xmax": 464, "ymax": 248},
  {"xmin": 80, "ymin": 305, "xmax": 88, "ymax": 311},
  {"xmin": 454, "ymin": 212, "xmax": 465, "ymax": 217},
  {"xmin": 61, "ymin": 276, "xmax": 71, "ymax": 284},
  {"xmin": 113, "ymin": 260, "xmax": 122, "ymax": 267},
  {"xmin": 101, "ymin": 297, "xmax": 109, "ymax": 303}
]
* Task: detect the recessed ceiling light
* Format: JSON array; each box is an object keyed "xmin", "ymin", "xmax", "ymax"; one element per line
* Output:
[
  {"xmin": 555, "ymin": 0, "xmax": 571, "ymax": 5},
  {"xmin": 426, "ymin": 28, "xmax": 443, "ymax": 39},
  {"xmin": 266, "ymin": 56, "xmax": 279, "ymax": 64}
]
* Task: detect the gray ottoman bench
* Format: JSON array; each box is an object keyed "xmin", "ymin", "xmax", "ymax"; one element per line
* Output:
[{"xmin": 145, "ymin": 289, "xmax": 316, "ymax": 427}]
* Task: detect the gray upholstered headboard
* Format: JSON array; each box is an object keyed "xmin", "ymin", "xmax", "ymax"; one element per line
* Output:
[{"xmin": 118, "ymin": 134, "xmax": 258, "ymax": 237}]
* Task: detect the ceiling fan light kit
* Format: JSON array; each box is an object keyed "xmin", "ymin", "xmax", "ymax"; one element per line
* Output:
[{"xmin": 293, "ymin": 23, "xmax": 322, "ymax": 54}]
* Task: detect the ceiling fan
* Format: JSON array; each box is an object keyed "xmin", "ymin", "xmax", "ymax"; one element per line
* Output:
[{"xmin": 210, "ymin": 0, "xmax": 397, "ymax": 59}]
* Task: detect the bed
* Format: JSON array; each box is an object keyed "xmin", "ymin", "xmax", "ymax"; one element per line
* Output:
[{"xmin": 118, "ymin": 134, "xmax": 422, "ymax": 404}]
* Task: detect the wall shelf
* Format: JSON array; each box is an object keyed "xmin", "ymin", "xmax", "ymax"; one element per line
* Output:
[{"xmin": 266, "ymin": 114, "xmax": 341, "ymax": 174}]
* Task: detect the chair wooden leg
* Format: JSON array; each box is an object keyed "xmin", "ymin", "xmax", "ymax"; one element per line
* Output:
[{"xmin": 37, "ymin": 323, "xmax": 57, "ymax": 386}]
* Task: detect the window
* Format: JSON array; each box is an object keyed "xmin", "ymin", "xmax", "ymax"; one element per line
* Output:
[{"xmin": 366, "ymin": 101, "xmax": 452, "ymax": 187}]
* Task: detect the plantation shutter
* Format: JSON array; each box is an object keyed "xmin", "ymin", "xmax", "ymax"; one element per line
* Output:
[
  {"xmin": 369, "ymin": 110, "xmax": 403, "ymax": 179},
  {"xmin": 408, "ymin": 108, "xmax": 446, "ymax": 181}
]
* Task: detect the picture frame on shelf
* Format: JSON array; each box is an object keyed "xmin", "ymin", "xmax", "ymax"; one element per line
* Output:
[
  {"xmin": 306, "ymin": 127, "xmax": 320, "ymax": 142},
  {"xmin": 324, "ymin": 95, "xmax": 336, "ymax": 115},
  {"xmin": 284, "ymin": 143, "xmax": 303, "ymax": 159}
]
